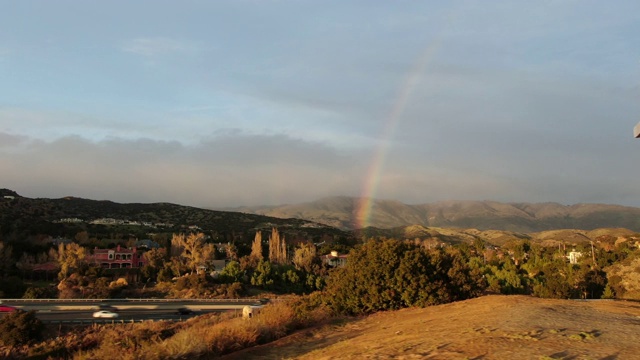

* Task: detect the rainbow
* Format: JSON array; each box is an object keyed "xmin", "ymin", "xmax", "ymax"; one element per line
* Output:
[{"xmin": 354, "ymin": 41, "xmax": 442, "ymax": 229}]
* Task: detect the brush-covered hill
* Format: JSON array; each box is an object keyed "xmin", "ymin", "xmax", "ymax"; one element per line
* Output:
[
  {"xmin": 0, "ymin": 189, "xmax": 348, "ymax": 244},
  {"xmin": 353, "ymin": 224, "xmax": 638, "ymax": 248},
  {"xmin": 234, "ymin": 197, "xmax": 640, "ymax": 232}
]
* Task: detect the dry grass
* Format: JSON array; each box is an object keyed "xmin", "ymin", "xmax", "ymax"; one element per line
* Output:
[
  {"xmin": 220, "ymin": 295, "xmax": 640, "ymax": 360},
  {"xmin": 0, "ymin": 296, "xmax": 332, "ymax": 360}
]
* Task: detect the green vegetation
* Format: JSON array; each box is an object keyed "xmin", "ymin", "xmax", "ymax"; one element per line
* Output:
[
  {"xmin": 323, "ymin": 239, "xmax": 485, "ymax": 314},
  {"xmin": 2, "ymin": 189, "xmax": 640, "ymax": 358}
]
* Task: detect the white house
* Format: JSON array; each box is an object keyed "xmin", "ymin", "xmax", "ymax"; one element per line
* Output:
[
  {"xmin": 568, "ymin": 250, "xmax": 583, "ymax": 264},
  {"xmin": 321, "ymin": 251, "xmax": 348, "ymax": 268}
]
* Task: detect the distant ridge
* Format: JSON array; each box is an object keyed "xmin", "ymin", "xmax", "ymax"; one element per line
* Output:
[
  {"xmin": 4, "ymin": 189, "xmax": 637, "ymax": 248},
  {"xmin": 233, "ymin": 197, "xmax": 640, "ymax": 232},
  {"xmin": 0, "ymin": 189, "xmax": 347, "ymax": 243}
]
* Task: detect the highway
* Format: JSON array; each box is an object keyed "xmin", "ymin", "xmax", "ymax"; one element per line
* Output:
[
  {"xmin": 32, "ymin": 309, "xmax": 216, "ymax": 323},
  {"xmin": 0, "ymin": 299, "xmax": 264, "ymax": 324}
]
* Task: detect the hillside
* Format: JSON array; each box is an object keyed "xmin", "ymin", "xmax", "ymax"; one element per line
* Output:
[
  {"xmin": 235, "ymin": 197, "xmax": 640, "ymax": 232},
  {"xmin": 222, "ymin": 295, "xmax": 640, "ymax": 359},
  {"xmin": 3, "ymin": 190, "xmax": 637, "ymax": 250},
  {"xmin": 0, "ymin": 189, "xmax": 348, "ymax": 244}
]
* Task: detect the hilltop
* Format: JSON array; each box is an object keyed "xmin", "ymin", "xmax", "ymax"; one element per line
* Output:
[
  {"xmin": 234, "ymin": 196, "xmax": 640, "ymax": 232},
  {"xmin": 222, "ymin": 295, "xmax": 640, "ymax": 360},
  {"xmin": 0, "ymin": 189, "xmax": 349, "ymax": 245}
]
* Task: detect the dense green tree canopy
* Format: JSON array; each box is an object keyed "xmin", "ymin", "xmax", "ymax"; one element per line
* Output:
[{"xmin": 323, "ymin": 239, "xmax": 486, "ymax": 315}]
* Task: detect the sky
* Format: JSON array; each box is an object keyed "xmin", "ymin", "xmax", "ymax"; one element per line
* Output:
[{"xmin": 1, "ymin": 1, "xmax": 640, "ymax": 209}]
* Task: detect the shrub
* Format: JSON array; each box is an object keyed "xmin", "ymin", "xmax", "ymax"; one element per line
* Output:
[
  {"xmin": 222, "ymin": 282, "xmax": 244, "ymax": 298},
  {"xmin": 22, "ymin": 285, "xmax": 58, "ymax": 299},
  {"xmin": 218, "ymin": 260, "xmax": 243, "ymax": 283},
  {"xmin": 0, "ymin": 310, "xmax": 44, "ymax": 347},
  {"xmin": 323, "ymin": 239, "xmax": 485, "ymax": 315}
]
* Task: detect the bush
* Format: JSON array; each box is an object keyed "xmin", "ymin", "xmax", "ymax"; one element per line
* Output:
[
  {"xmin": 222, "ymin": 282, "xmax": 244, "ymax": 298},
  {"xmin": 22, "ymin": 286, "xmax": 57, "ymax": 299},
  {"xmin": 323, "ymin": 239, "xmax": 485, "ymax": 315},
  {"xmin": 0, "ymin": 310, "xmax": 44, "ymax": 347}
]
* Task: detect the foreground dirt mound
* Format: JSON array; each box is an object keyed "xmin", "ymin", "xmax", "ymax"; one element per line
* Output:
[{"xmin": 223, "ymin": 295, "xmax": 640, "ymax": 359}]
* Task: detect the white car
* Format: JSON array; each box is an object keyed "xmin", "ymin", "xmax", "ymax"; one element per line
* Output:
[{"xmin": 92, "ymin": 310, "xmax": 119, "ymax": 318}]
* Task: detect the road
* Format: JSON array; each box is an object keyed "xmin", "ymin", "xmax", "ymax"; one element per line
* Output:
[
  {"xmin": 33, "ymin": 308, "xmax": 223, "ymax": 323},
  {"xmin": 0, "ymin": 299, "xmax": 262, "ymax": 323}
]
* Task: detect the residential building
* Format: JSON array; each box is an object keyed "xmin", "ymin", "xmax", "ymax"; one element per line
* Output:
[
  {"xmin": 568, "ymin": 250, "xmax": 583, "ymax": 264},
  {"xmin": 86, "ymin": 245, "xmax": 147, "ymax": 269},
  {"xmin": 321, "ymin": 250, "xmax": 348, "ymax": 268}
]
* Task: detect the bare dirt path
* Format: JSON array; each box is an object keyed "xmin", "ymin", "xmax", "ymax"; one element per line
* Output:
[{"xmin": 222, "ymin": 295, "xmax": 640, "ymax": 360}]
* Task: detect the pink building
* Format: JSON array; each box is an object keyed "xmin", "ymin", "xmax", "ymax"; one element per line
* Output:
[{"xmin": 87, "ymin": 245, "xmax": 147, "ymax": 269}]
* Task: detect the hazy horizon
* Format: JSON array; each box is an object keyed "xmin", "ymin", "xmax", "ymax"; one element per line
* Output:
[
  {"xmin": 5, "ymin": 187, "xmax": 640, "ymax": 212},
  {"xmin": 2, "ymin": 1, "xmax": 640, "ymax": 209}
]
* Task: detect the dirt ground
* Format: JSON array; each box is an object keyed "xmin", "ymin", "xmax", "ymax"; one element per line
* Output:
[{"xmin": 222, "ymin": 295, "xmax": 640, "ymax": 360}]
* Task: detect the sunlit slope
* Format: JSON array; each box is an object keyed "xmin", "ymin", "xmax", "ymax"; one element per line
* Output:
[{"xmin": 238, "ymin": 197, "xmax": 640, "ymax": 232}]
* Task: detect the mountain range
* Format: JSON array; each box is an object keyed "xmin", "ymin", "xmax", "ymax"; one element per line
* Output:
[
  {"xmin": 232, "ymin": 196, "xmax": 640, "ymax": 233},
  {"xmin": 3, "ymin": 189, "xmax": 640, "ymax": 248}
]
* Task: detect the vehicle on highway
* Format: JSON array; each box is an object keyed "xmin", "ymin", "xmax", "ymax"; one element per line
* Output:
[
  {"xmin": 0, "ymin": 304, "xmax": 17, "ymax": 313},
  {"xmin": 92, "ymin": 310, "xmax": 119, "ymax": 318},
  {"xmin": 96, "ymin": 303, "xmax": 118, "ymax": 312},
  {"xmin": 176, "ymin": 307, "xmax": 194, "ymax": 315}
]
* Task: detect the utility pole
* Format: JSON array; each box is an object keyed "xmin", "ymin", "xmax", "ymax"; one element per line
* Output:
[{"xmin": 591, "ymin": 240, "xmax": 597, "ymax": 268}]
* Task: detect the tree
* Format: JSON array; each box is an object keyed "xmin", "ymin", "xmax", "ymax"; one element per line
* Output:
[
  {"xmin": 141, "ymin": 248, "xmax": 167, "ymax": 282},
  {"xmin": 0, "ymin": 242, "xmax": 14, "ymax": 278},
  {"xmin": 572, "ymin": 265, "xmax": 607, "ymax": 299},
  {"xmin": 171, "ymin": 233, "xmax": 215, "ymax": 274},
  {"xmin": 250, "ymin": 231, "xmax": 263, "ymax": 262},
  {"xmin": 251, "ymin": 260, "xmax": 275, "ymax": 288},
  {"xmin": 292, "ymin": 243, "xmax": 319, "ymax": 273},
  {"xmin": 57, "ymin": 243, "xmax": 87, "ymax": 280},
  {"xmin": 22, "ymin": 286, "xmax": 57, "ymax": 299},
  {"xmin": 157, "ymin": 265, "xmax": 174, "ymax": 282},
  {"xmin": 0, "ymin": 310, "xmax": 44, "ymax": 347},
  {"xmin": 484, "ymin": 258, "xmax": 528, "ymax": 295},
  {"xmin": 16, "ymin": 252, "xmax": 35, "ymax": 273},
  {"xmin": 225, "ymin": 243, "xmax": 238, "ymax": 261},
  {"xmin": 74, "ymin": 231, "xmax": 89, "ymax": 244},
  {"xmin": 219, "ymin": 260, "xmax": 243, "ymax": 283},
  {"xmin": 268, "ymin": 228, "xmax": 287, "ymax": 265},
  {"xmin": 506, "ymin": 239, "xmax": 531, "ymax": 266},
  {"xmin": 531, "ymin": 260, "xmax": 575, "ymax": 299},
  {"xmin": 143, "ymin": 248, "xmax": 166, "ymax": 269},
  {"xmin": 601, "ymin": 284, "xmax": 615, "ymax": 299},
  {"xmin": 323, "ymin": 239, "xmax": 485, "ymax": 315}
]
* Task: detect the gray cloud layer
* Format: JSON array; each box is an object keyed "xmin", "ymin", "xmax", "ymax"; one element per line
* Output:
[
  {"xmin": 1, "ymin": 132, "xmax": 365, "ymax": 207},
  {"xmin": 2, "ymin": 1, "xmax": 640, "ymax": 208}
]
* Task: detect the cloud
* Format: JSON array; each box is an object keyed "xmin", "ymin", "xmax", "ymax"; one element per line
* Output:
[
  {"xmin": 3, "ymin": 2, "xmax": 640, "ymax": 210},
  {"xmin": 0, "ymin": 132, "xmax": 28, "ymax": 148},
  {"xmin": 0, "ymin": 132, "xmax": 366, "ymax": 207},
  {"xmin": 121, "ymin": 37, "xmax": 197, "ymax": 56}
]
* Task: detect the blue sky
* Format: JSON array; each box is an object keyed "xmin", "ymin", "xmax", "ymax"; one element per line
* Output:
[{"xmin": 1, "ymin": 1, "xmax": 640, "ymax": 208}]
